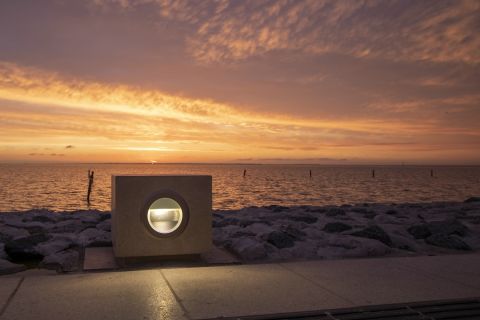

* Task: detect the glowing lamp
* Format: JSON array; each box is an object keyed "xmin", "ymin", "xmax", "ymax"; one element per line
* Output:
[{"xmin": 111, "ymin": 175, "xmax": 212, "ymax": 258}]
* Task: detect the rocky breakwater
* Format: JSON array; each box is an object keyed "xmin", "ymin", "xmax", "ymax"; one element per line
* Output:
[
  {"xmin": 213, "ymin": 198, "xmax": 480, "ymax": 261},
  {"xmin": 0, "ymin": 209, "xmax": 111, "ymax": 274},
  {"xmin": 1, "ymin": 197, "xmax": 479, "ymax": 275}
]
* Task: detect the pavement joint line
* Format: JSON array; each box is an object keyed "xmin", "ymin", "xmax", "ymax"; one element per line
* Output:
[
  {"xmin": 159, "ymin": 269, "xmax": 192, "ymax": 320},
  {"xmin": 0, "ymin": 277, "xmax": 24, "ymax": 319},
  {"xmin": 277, "ymin": 263, "xmax": 356, "ymax": 306},
  {"xmin": 394, "ymin": 256, "xmax": 480, "ymax": 292}
]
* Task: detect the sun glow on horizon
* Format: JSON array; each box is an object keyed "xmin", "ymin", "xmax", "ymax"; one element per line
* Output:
[{"xmin": 0, "ymin": 61, "xmax": 479, "ymax": 165}]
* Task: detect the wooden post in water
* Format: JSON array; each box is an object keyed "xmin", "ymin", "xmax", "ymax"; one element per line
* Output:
[
  {"xmin": 430, "ymin": 169, "xmax": 434, "ymax": 177},
  {"xmin": 372, "ymin": 169, "xmax": 375, "ymax": 178},
  {"xmin": 309, "ymin": 169, "xmax": 312, "ymax": 178},
  {"xmin": 243, "ymin": 169, "xmax": 247, "ymax": 178},
  {"xmin": 87, "ymin": 170, "xmax": 94, "ymax": 204}
]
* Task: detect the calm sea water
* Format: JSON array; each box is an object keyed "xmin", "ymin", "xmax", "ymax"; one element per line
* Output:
[{"xmin": 0, "ymin": 164, "xmax": 479, "ymax": 212}]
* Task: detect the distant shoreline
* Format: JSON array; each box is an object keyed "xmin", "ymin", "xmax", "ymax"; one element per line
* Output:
[{"xmin": 0, "ymin": 162, "xmax": 479, "ymax": 167}]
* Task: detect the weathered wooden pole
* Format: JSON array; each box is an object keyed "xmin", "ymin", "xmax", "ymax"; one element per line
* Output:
[
  {"xmin": 430, "ymin": 169, "xmax": 434, "ymax": 177},
  {"xmin": 243, "ymin": 169, "xmax": 247, "ymax": 177},
  {"xmin": 372, "ymin": 169, "xmax": 375, "ymax": 178},
  {"xmin": 87, "ymin": 170, "xmax": 94, "ymax": 203},
  {"xmin": 309, "ymin": 169, "xmax": 312, "ymax": 178}
]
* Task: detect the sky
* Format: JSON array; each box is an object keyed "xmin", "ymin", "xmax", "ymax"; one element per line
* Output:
[{"xmin": 0, "ymin": 0, "xmax": 479, "ymax": 164}]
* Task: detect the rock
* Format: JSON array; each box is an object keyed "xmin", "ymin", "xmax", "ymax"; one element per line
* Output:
[
  {"xmin": 35, "ymin": 239, "xmax": 73, "ymax": 256},
  {"xmin": 96, "ymin": 219, "xmax": 111, "ymax": 232},
  {"xmin": 265, "ymin": 231, "xmax": 295, "ymax": 249},
  {"xmin": 50, "ymin": 219, "xmax": 95, "ymax": 234},
  {"xmin": 351, "ymin": 226, "xmax": 392, "ymax": 246},
  {"xmin": 230, "ymin": 238, "xmax": 266, "ymax": 260},
  {"xmin": 364, "ymin": 212, "xmax": 377, "ymax": 219},
  {"xmin": 41, "ymin": 249, "xmax": 79, "ymax": 272},
  {"xmin": 0, "ymin": 259, "xmax": 27, "ymax": 275},
  {"xmin": 266, "ymin": 205, "xmax": 289, "ymax": 212},
  {"xmin": 326, "ymin": 208, "xmax": 346, "ymax": 217},
  {"xmin": 0, "ymin": 243, "xmax": 6, "ymax": 259},
  {"xmin": 427, "ymin": 219, "xmax": 468, "ymax": 237},
  {"xmin": 320, "ymin": 236, "xmax": 390, "ymax": 259},
  {"xmin": 0, "ymin": 225, "xmax": 30, "ymax": 242},
  {"xmin": 232, "ymin": 230, "xmax": 256, "ymax": 238},
  {"xmin": 407, "ymin": 225, "xmax": 432, "ymax": 239},
  {"xmin": 213, "ymin": 212, "xmax": 223, "ymax": 219},
  {"xmin": 239, "ymin": 220, "xmax": 271, "ymax": 227},
  {"xmin": 86, "ymin": 239, "xmax": 113, "ymax": 247},
  {"xmin": 282, "ymin": 225, "xmax": 306, "ymax": 240},
  {"xmin": 31, "ymin": 215, "xmax": 55, "ymax": 223},
  {"xmin": 425, "ymin": 234, "xmax": 471, "ymax": 251},
  {"xmin": 286, "ymin": 215, "xmax": 318, "ymax": 224},
  {"xmin": 212, "ymin": 217, "xmax": 240, "ymax": 228},
  {"xmin": 77, "ymin": 228, "xmax": 111, "ymax": 247},
  {"xmin": 385, "ymin": 209, "xmax": 398, "ymax": 215},
  {"xmin": 5, "ymin": 221, "xmax": 52, "ymax": 234},
  {"xmin": 99, "ymin": 213, "xmax": 111, "ymax": 221},
  {"xmin": 323, "ymin": 222, "xmax": 352, "ymax": 233},
  {"xmin": 351, "ymin": 207, "xmax": 368, "ymax": 213},
  {"xmin": 5, "ymin": 233, "xmax": 50, "ymax": 261},
  {"xmin": 464, "ymin": 197, "xmax": 480, "ymax": 203}
]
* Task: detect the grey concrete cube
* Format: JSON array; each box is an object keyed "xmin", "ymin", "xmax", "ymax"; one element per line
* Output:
[{"xmin": 111, "ymin": 175, "xmax": 212, "ymax": 257}]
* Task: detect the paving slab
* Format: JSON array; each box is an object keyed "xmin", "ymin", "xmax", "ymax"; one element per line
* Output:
[
  {"xmin": 1, "ymin": 270, "xmax": 186, "ymax": 320},
  {"xmin": 0, "ymin": 277, "xmax": 21, "ymax": 314},
  {"xmin": 396, "ymin": 253, "xmax": 480, "ymax": 289},
  {"xmin": 83, "ymin": 247, "xmax": 118, "ymax": 271},
  {"xmin": 162, "ymin": 263, "xmax": 353, "ymax": 319},
  {"xmin": 280, "ymin": 256, "xmax": 480, "ymax": 306}
]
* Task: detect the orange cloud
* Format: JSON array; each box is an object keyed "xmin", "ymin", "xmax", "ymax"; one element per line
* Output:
[{"xmin": 0, "ymin": 61, "xmax": 479, "ymax": 164}]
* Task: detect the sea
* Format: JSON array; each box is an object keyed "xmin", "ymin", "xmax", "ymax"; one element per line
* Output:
[{"xmin": 0, "ymin": 163, "xmax": 479, "ymax": 212}]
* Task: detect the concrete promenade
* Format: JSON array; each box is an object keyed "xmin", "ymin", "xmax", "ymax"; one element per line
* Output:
[{"xmin": 1, "ymin": 253, "xmax": 479, "ymax": 320}]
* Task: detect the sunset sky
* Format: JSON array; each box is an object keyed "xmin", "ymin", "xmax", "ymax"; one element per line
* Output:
[{"xmin": 0, "ymin": 0, "xmax": 479, "ymax": 164}]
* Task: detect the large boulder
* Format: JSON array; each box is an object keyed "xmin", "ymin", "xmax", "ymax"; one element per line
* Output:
[
  {"xmin": 323, "ymin": 222, "xmax": 352, "ymax": 233},
  {"xmin": 213, "ymin": 217, "xmax": 240, "ymax": 228},
  {"xmin": 229, "ymin": 238, "xmax": 266, "ymax": 261},
  {"xmin": 0, "ymin": 225, "xmax": 30, "ymax": 242},
  {"xmin": 5, "ymin": 221, "xmax": 52, "ymax": 235},
  {"xmin": 286, "ymin": 215, "xmax": 318, "ymax": 224},
  {"xmin": 282, "ymin": 225, "xmax": 307, "ymax": 240},
  {"xmin": 0, "ymin": 259, "xmax": 27, "ymax": 275},
  {"xmin": 35, "ymin": 239, "xmax": 73, "ymax": 257},
  {"xmin": 5, "ymin": 233, "xmax": 50, "ymax": 261},
  {"xmin": 49, "ymin": 219, "xmax": 94, "ymax": 234},
  {"xmin": 351, "ymin": 225, "xmax": 392, "ymax": 246},
  {"xmin": 96, "ymin": 219, "xmax": 111, "ymax": 232},
  {"xmin": 265, "ymin": 231, "xmax": 295, "ymax": 249},
  {"xmin": 427, "ymin": 219, "xmax": 468, "ymax": 237},
  {"xmin": 407, "ymin": 225, "xmax": 432, "ymax": 239},
  {"xmin": 77, "ymin": 228, "xmax": 111, "ymax": 247},
  {"xmin": 425, "ymin": 234, "xmax": 471, "ymax": 251},
  {"xmin": 0, "ymin": 243, "xmax": 7, "ymax": 259},
  {"xmin": 326, "ymin": 208, "xmax": 346, "ymax": 217},
  {"xmin": 40, "ymin": 249, "xmax": 79, "ymax": 272}
]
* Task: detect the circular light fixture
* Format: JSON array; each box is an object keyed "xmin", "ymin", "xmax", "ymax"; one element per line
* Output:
[
  {"xmin": 142, "ymin": 191, "xmax": 190, "ymax": 237},
  {"xmin": 147, "ymin": 198, "xmax": 183, "ymax": 234}
]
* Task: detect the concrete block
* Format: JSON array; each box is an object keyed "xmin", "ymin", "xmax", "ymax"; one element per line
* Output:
[{"xmin": 112, "ymin": 175, "xmax": 212, "ymax": 257}]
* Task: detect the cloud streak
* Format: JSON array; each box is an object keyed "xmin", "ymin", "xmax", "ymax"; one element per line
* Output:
[{"xmin": 1, "ymin": 61, "xmax": 479, "ymax": 164}]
